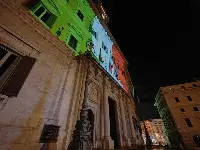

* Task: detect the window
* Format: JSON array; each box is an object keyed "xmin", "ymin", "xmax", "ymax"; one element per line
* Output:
[
  {"xmin": 33, "ymin": 6, "xmax": 57, "ymax": 28},
  {"xmin": 41, "ymin": 11, "xmax": 51, "ymax": 23},
  {"xmin": 185, "ymin": 118, "xmax": 193, "ymax": 127},
  {"xmin": 77, "ymin": 10, "xmax": 84, "ymax": 21},
  {"xmin": 89, "ymin": 24, "xmax": 92, "ymax": 33},
  {"xmin": 35, "ymin": 6, "xmax": 45, "ymax": 17},
  {"xmin": 180, "ymin": 108, "xmax": 185, "ymax": 112},
  {"xmin": 181, "ymin": 86, "xmax": 185, "ymax": 89},
  {"xmin": 68, "ymin": 35, "xmax": 78, "ymax": 50},
  {"xmin": 0, "ymin": 47, "xmax": 19, "ymax": 82},
  {"xmin": 0, "ymin": 48, "xmax": 8, "ymax": 60},
  {"xmin": 193, "ymin": 107, "xmax": 199, "ymax": 112},
  {"xmin": 102, "ymin": 42, "xmax": 108, "ymax": 53},
  {"xmin": 187, "ymin": 96, "xmax": 192, "ymax": 101},
  {"xmin": 92, "ymin": 30, "xmax": 98, "ymax": 40},
  {"xmin": 175, "ymin": 97, "xmax": 180, "ymax": 102},
  {"xmin": 193, "ymin": 84, "xmax": 198, "ymax": 87},
  {"xmin": 0, "ymin": 44, "xmax": 36, "ymax": 97}
]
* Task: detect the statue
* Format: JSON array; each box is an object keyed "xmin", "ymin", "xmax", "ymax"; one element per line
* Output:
[
  {"xmin": 68, "ymin": 102, "xmax": 93, "ymax": 150},
  {"xmin": 68, "ymin": 40, "xmax": 93, "ymax": 150}
]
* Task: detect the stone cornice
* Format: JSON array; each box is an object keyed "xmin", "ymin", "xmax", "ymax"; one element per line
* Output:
[
  {"xmin": 0, "ymin": 26, "xmax": 40, "ymax": 58},
  {"xmin": 161, "ymin": 86, "xmax": 200, "ymax": 95}
]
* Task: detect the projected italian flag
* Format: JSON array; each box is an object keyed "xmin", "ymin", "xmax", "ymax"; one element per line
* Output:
[{"xmin": 90, "ymin": 16, "xmax": 129, "ymax": 92}]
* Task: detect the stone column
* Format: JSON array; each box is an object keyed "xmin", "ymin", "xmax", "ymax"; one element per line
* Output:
[
  {"xmin": 102, "ymin": 78, "xmax": 114, "ymax": 149},
  {"xmin": 64, "ymin": 62, "xmax": 83, "ymax": 149},
  {"xmin": 127, "ymin": 103, "xmax": 137, "ymax": 148},
  {"xmin": 119, "ymin": 93, "xmax": 131, "ymax": 147},
  {"xmin": 100, "ymin": 86, "xmax": 104, "ymax": 138}
]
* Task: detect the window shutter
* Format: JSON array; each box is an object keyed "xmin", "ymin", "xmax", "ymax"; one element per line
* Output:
[
  {"xmin": 46, "ymin": 14, "xmax": 57, "ymax": 28},
  {"xmin": 0, "ymin": 56, "xmax": 36, "ymax": 97}
]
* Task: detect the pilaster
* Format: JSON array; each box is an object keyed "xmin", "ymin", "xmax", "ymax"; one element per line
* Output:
[
  {"xmin": 127, "ymin": 102, "xmax": 137, "ymax": 148},
  {"xmin": 119, "ymin": 92, "xmax": 131, "ymax": 148}
]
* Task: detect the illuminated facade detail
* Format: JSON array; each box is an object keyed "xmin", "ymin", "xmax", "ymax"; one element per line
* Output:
[
  {"xmin": 140, "ymin": 119, "xmax": 169, "ymax": 146},
  {"xmin": 27, "ymin": 0, "xmax": 129, "ymax": 92},
  {"xmin": 155, "ymin": 81, "xmax": 200, "ymax": 148},
  {"xmin": 0, "ymin": 0, "xmax": 141, "ymax": 149}
]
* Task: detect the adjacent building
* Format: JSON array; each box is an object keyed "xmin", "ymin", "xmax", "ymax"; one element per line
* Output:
[
  {"xmin": 155, "ymin": 81, "xmax": 200, "ymax": 148},
  {"xmin": 140, "ymin": 119, "xmax": 169, "ymax": 146},
  {"xmin": 0, "ymin": 0, "xmax": 142, "ymax": 149}
]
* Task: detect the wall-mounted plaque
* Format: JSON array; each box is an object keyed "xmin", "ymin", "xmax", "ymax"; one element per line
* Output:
[{"xmin": 39, "ymin": 124, "xmax": 60, "ymax": 143}]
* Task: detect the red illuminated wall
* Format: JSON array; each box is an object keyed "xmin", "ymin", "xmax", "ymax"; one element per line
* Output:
[{"xmin": 112, "ymin": 45, "xmax": 129, "ymax": 92}]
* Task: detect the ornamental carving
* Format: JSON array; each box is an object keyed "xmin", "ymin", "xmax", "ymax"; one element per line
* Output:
[
  {"xmin": 105, "ymin": 77, "xmax": 111, "ymax": 89},
  {"xmin": 88, "ymin": 83, "xmax": 98, "ymax": 104}
]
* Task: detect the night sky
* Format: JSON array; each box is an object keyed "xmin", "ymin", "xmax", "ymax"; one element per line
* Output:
[{"xmin": 101, "ymin": 0, "xmax": 200, "ymax": 119}]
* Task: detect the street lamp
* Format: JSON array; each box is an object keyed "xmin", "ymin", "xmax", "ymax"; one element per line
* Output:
[{"xmin": 68, "ymin": 40, "xmax": 94, "ymax": 150}]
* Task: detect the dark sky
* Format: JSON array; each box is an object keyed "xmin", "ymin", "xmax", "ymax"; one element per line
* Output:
[{"xmin": 101, "ymin": 0, "xmax": 200, "ymax": 119}]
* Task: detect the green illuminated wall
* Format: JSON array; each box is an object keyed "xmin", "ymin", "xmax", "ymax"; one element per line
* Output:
[
  {"xmin": 28, "ymin": 0, "xmax": 130, "ymax": 92},
  {"xmin": 29, "ymin": 0, "xmax": 95, "ymax": 55}
]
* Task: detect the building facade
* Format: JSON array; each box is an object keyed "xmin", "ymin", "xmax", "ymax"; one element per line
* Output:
[
  {"xmin": 140, "ymin": 119, "xmax": 169, "ymax": 146},
  {"xmin": 0, "ymin": 0, "xmax": 142, "ymax": 149},
  {"xmin": 155, "ymin": 81, "xmax": 200, "ymax": 148}
]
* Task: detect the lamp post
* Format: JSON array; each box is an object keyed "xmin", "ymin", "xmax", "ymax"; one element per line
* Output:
[{"xmin": 68, "ymin": 40, "xmax": 94, "ymax": 150}]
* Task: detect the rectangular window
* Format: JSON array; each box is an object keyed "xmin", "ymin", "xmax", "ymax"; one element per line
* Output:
[
  {"xmin": 92, "ymin": 30, "xmax": 98, "ymax": 40},
  {"xmin": 193, "ymin": 84, "xmax": 197, "ymax": 87},
  {"xmin": 186, "ymin": 96, "xmax": 192, "ymax": 101},
  {"xmin": 35, "ymin": 6, "xmax": 45, "ymax": 17},
  {"xmin": 193, "ymin": 107, "xmax": 199, "ymax": 112},
  {"xmin": 77, "ymin": 10, "xmax": 84, "ymax": 21},
  {"xmin": 175, "ymin": 97, "xmax": 180, "ymax": 102},
  {"xmin": 89, "ymin": 24, "xmax": 92, "ymax": 33},
  {"xmin": 41, "ymin": 11, "xmax": 51, "ymax": 23},
  {"xmin": 180, "ymin": 108, "xmax": 185, "ymax": 112},
  {"xmin": 0, "ymin": 44, "xmax": 36, "ymax": 97},
  {"xmin": 68, "ymin": 35, "xmax": 78, "ymax": 50},
  {"xmin": 102, "ymin": 42, "xmax": 108, "ymax": 53},
  {"xmin": 185, "ymin": 118, "xmax": 193, "ymax": 127},
  {"xmin": 33, "ymin": 5, "xmax": 57, "ymax": 28},
  {"xmin": 0, "ymin": 47, "xmax": 19, "ymax": 83},
  {"xmin": 181, "ymin": 86, "xmax": 185, "ymax": 89}
]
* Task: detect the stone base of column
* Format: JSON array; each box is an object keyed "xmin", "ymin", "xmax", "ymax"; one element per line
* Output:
[
  {"xmin": 98, "ymin": 136, "xmax": 114, "ymax": 149},
  {"xmin": 122, "ymin": 137, "xmax": 131, "ymax": 148},
  {"xmin": 130, "ymin": 137, "xmax": 137, "ymax": 147}
]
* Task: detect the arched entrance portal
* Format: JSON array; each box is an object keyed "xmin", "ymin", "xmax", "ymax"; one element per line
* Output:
[
  {"xmin": 88, "ymin": 109, "xmax": 94, "ymax": 144},
  {"xmin": 108, "ymin": 97, "xmax": 119, "ymax": 148}
]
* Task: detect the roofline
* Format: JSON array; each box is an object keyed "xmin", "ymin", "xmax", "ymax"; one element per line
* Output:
[{"xmin": 88, "ymin": 0, "xmax": 128, "ymax": 65}]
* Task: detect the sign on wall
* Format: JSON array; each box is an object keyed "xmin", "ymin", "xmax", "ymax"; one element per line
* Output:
[{"xmin": 39, "ymin": 124, "xmax": 60, "ymax": 143}]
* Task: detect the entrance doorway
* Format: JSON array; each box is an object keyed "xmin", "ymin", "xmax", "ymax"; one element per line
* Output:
[
  {"xmin": 88, "ymin": 109, "xmax": 94, "ymax": 144},
  {"xmin": 108, "ymin": 97, "xmax": 119, "ymax": 148}
]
